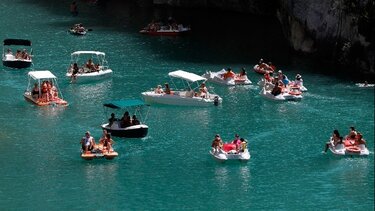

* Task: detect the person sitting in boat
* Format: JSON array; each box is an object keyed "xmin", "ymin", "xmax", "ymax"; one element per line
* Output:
[
  {"xmin": 199, "ymin": 83, "xmax": 208, "ymax": 98},
  {"xmin": 32, "ymin": 83, "xmax": 40, "ymax": 99},
  {"xmin": 354, "ymin": 132, "xmax": 367, "ymax": 147},
  {"xmin": 49, "ymin": 81, "xmax": 58, "ymax": 100},
  {"xmin": 80, "ymin": 131, "xmax": 96, "ymax": 153},
  {"xmin": 323, "ymin": 129, "xmax": 342, "ymax": 153},
  {"xmin": 268, "ymin": 62, "xmax": 276, "ymax": 72},
  {"xmin": 132, "ymin": 115, "xmax": 140, "ymax": 125},
  {"xmin": 21, "ymin": 49, "xmax": 30, "ymax": 60},
  {"xmin": 154, "ymin": 85, "xmax": 164, "ymax": 94},
  {"xmin": 231, "ymin": 134, "xmax": 242, "ymax": 152},
  {"xmin": 108, "ymin": 113, "xmax": 117, "ymax": 127},
  {"xmin": 240, "ymin": 138, "xmax": 248, "ymax": 152},
  {"xmin": 120, "ymin": 111, "xmax": 132, "ymax": 128},
  {"xmin": 70, "ymin": 63, "xmax": 79, "ymax": 82},
  {"xmin": 258, "ymin": 59, "xmax": 270, "ymax": 70},
  {"xmin": 211, "ymin": 134, "xmax": 223, "ymax": 153},
  {"xmin": 6, "ymin": 48, "xmax": 12, "ymax": 55},
  {"xmin": 281, "ymin": 75, "xmax": 290, "ymax": 87},
  {"xmin": 15, "ymin": 50, "xmax": 22, "ymax": 59},
  {"xmin": 164, "ymin": 83, "xmax": 171, "ymax": 94},
  {"xmin": 40, "ymin": 81, "xmax": 49, "ymax": 102},
  {"xmin": 293, "ymin": 74, "xmax": 303, "ymax": 86},
  {"xmin": 223, "ymin": 68, "xmax": 236, "ymax": 80},
  {"xmin": 346, "ymin": 126, "xmax": 357, "ymax": 140},
  {"xmin": 264, "ymin": 72, "xmax": 273, "ymax": 83},
  {"xmin": 271, "ymin": 81, "xmax": 282, "ymax": 96},
  {"xmin": 100, "ymin": 133, "xmax": 114, "ymax": 153},
  {"xmin": 85, "ymin": 59, "xmax": 96, "ymax": 72},
  {"xmin": 237, "ymin": 67, "xmax": 247, "ymax": 79}
]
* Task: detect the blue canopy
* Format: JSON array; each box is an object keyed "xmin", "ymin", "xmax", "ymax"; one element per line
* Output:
[{"xmin": 103, "ymin": 99, "xmax": 149, "ymax": 109}]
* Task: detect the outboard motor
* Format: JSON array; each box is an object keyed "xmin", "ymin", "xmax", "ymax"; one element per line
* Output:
[{"xmin": 214, "ymin": 96, "xmax": 219, "ymax": 106}]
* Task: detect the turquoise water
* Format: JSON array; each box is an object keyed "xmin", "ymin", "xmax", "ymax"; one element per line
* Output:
[{"xmin": 0, "ymin": 0, "xmax": 374, "ymax": 210}]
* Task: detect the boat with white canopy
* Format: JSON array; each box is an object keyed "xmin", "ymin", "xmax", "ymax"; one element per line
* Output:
[
  {"xmin": 66, "ymin": 51, "xmax": 113, "ymax": 83},
  {"xmin": 24, "ymin": 70, "xmax": 68, "ymax": 106},
  {"xmin": 142, "ymin": 70, "xmax": 222, "ymax": 106}
]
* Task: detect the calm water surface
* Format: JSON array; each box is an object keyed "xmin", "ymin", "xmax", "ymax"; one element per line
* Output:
[{"xmin": 0, "ymin": 0, "xmax": 373, "ymax": 210}]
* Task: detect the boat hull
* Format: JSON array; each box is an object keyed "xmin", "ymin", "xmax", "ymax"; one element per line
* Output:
[
  {"xmin": 202, "ymin": 70, "xmax": 251, "ymax": 86},
  {"xmin": 101, "ymin": 123, "xmax": 148, "ymax": 138},
  {"xmin": 328, "ymin": 144, "xmax": 369, "ymax": 156},
  {"xmin": 3, "ymin": 60, "xmax": 32, "ymax": 69},
  {"xmin": 210, "ymin": 148, "xmax": 250, "ymax": 162},
  {"xmin": 66, "ymin": 69, "xmax": 113, "ymax": 83},
  {"xmin": 142, "ymin": 91, "xmax": 222, "ymax": 106},
  {"xmin": 24, "ymin": 92, "xmax": 68, "ymax": 107}
]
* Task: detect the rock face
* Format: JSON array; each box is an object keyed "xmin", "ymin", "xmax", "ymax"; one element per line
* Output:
[
  {"xmin": 277, "ymin": 0, "xmax": 374, "ymax": 74},
  {"xmin": 135, "ymin": 0, "xmax": 374, "ymax": 74}
]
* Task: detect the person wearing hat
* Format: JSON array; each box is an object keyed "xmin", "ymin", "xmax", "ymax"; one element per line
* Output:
[
  {"xmin": 211, "ymin": 134, "xmax": 223, "ymax": 153},
  {"xmin": 294, "ymin": 74, "xmax": 303, "ymax": 86},
  {"xmin": 80, "ymin": 131, "xmax": 96, "ymax": 153}
]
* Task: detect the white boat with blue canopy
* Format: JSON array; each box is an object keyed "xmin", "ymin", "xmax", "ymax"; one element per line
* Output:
[
  {"xmin": 101, "ymin": 99, "xmax": 149, "ymax": 138},
  {"xmin": 66, "ymin": 51, "xmax": 113, "ymax": 83},
  {"xmin": 142, "ymin": 70, "xmax": 222, "ymax": 106},
  {"xmin": 2, "ymin": 39, "xmax": 33, "ymax": 69}
]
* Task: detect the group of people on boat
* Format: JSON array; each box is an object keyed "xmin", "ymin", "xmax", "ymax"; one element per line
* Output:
[
  {"xmin": 220, "ymin": 67, "xmax": 248, "ymax": 81},
  {"xmin": 80, "ymin": 130, "xmax": 114, "ymax": 154},
  {"xmin": 143, "ymin": 17, "xmax": 185, "ymax": 32},
  {"xmin": 108, "ymin": 111, "xmax": 140, "ymax": 128},
  {"xmin": 154, "ymin": 82, "xmax": 210, "ymax": 98},
  {"xmin": 69, "ymin": 59, "xmax": 100, "ymax": 80},
  {"xmin": 5, "ymin": 48, "xmax": 31, "ymax": 60},
  {"xmin": 211, "ymin": 134, "xmax": 248, "ymax": 154},
  {"xmin": 31, "ymin": 80, "xmax": 59, "ymax": 102},
  {"xmin": 70, "ymin": 23, "xmax": 86, "ymax": 33},
  {"xmin": 256, "ymin": 58, "xmax": 276, "ymax": 74},
  {"xmin": 323, "ymin": 126, "xmax": 368, "ymax": 153},
  {"xmin": 262, "ymin": 70, "xmax": 304, "ymax": 96}
]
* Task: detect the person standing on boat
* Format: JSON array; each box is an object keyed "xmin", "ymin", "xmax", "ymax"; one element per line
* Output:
[{"xmin": 80, "ymin": 131, "xmax": 96, "ymax": 153}]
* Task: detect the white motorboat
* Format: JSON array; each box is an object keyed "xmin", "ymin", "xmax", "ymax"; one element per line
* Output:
[
  {"xmin": 202, "ymin": 69, "xmax": 251, "ymax": 86},
  {"xmin": 210, "ymin": 143, "xmax": 250, "ymax": 162},
  {"xmin": 24, "ymin": 70, "xmax": 68, "ymax": 107},
  {"xmin": 66, "ymin": 51, "xmax": 113, "ymax": 83},
  {"xmin": 328, "ymin": 138, "xmax": 369, "ymax": 156},
  {"xmin": 2, "ymin": 39, "xmax": 33, "ymax": 69},
  {"xmin": 142, "ymin": 70, "xmax": 222, "ymax": 106},
  {"xmin": 260, "ymin": 83, "xmax": 303, "ymax": 101},
  {"xmin": 101, "ymin": 99, "xmax": 149, "ymax": 138}
]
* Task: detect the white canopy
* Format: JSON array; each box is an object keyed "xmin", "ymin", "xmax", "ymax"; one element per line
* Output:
[
  {"xmin": 168, "ymin": 70, "xmax": 207, "ymax": 82},
  {"xmin": 71, "ymin": 51, "xmax": 105, "ymax": 56},
  {"xmin": 28, "ymin": 71, "xmax": 57, "ymax": 80}
]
